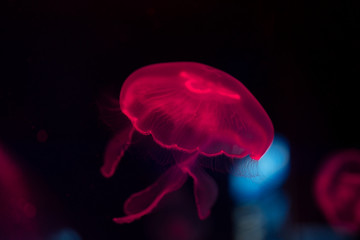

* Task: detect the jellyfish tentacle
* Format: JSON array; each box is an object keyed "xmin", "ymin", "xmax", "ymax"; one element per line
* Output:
[
  {"xmin": 113, "ymin": 165, "xmax": 188, "ymax": 224},
  {"xmin": 101, "ymin": 126, "xmax": 135, "ymax": 178},
  {"xmin": 182, "ymin": 164, "xmax": 218, "ymax": 220}
]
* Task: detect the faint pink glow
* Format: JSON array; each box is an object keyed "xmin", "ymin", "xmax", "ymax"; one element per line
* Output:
[
  {"xmin": 101, "ymin": 62, "xmax": 274, "ymax": 224},
  {"xmin": 0, "ymin": 144, "xmax": 37, "ymax": 237},
  {"xmin": 315, "ymin": 149, "xmax": 360, "ymax": 233},
  {"xmin": 36, "ymin": 129, "xmax": 48, "ymax": 142},
  {"xmin": 162, "ymin": 217, "xmax": 196, "ymax": 240},
  {"xmin": 147, "ymin": 212, "xmax": 203, "ymax": 240},
  {"xmin": 23, "ymin": 202, "xmax": 37, "ymax": 218},
  {"xmin": 339, "ymin": 172, "xmax": 360, "ymax": 185}
]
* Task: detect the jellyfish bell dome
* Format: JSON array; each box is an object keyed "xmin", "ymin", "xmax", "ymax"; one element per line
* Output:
[{"xmin": 120, "ymin": 62, "xmax": 274, "ymax": 160}]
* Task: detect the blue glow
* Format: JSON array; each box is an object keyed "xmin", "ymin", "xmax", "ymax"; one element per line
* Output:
[
  {"xmin": 260, "ymin": 191, "xmax": 289, "ymax": 232},
  {"xmin": 229, "ymin": 134, "xmax": 290, "ymax": 203},
  {"xmin": 50, "ymin": 228, "xmax": 82, "ymax": 240},
  {"xmin": 233, "ymin": 191, "xmax": 290, "ymax": 239},
  {"xmin": 290, "ymin": 225, "xmax": 353, "ymax": 240}
]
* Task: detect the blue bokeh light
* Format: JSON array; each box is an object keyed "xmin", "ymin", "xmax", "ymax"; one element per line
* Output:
[
  {"xmin": 229, "ymin": 134, "xmax": 290, "ymax": 203},
  {"xmin": 233, "ymin": 191, "xmax": 290, "ymax": 239},
  {"xmin": 50, "ymin": 228, "xmax": 82, "ymax": 240},
  {"xmin": 289, "ymin": 225, "xmax": 354, "ymax": 240}
]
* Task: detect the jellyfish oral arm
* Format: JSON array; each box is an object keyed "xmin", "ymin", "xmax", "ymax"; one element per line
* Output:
[
  {"xmin": 182, "ymin": 165, "xmax": 218, "ymax": 219},
  {"xmin": 101, "ymin": 125, "xmax": 135, "ymax": 178},
  {"xmin": 176, "ymin": 152, "xmax": 218, "ymax": 220},
  {"xmin": 113, "ymin": 166, "xmax": 188, "ymax": 224},
  {"xmin": 112, "ymin": 152, "xmax": 218, "ymax": 224}
]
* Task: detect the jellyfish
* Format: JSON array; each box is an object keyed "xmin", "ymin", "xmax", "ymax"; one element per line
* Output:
[
  {"xmin": 101, "ymin": 62, "xmax": 274, "ymax": 224},
  {"xmin": 315, "ymin": 149, "xmax": 360, "ymax": 233}
]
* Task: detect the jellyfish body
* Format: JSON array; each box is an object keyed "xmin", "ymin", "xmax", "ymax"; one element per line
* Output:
[
  {"xmin": 315, "ymin": 149, "xmax": 360, "ymax": 233},
  {"xmin": 102, "ymin": 62, "xmax": 274, "ymax": 224}
]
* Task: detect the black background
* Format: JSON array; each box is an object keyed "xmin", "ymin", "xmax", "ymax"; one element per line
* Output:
[{"xmin": 1, "ymin": 0, "xmax": 360, "ymax": 239}]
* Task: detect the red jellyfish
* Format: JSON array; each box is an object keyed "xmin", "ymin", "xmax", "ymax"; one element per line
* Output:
[
  {"xmin": 315, "ymin": 149, "xmax": 360, "ymax": 233},
  {"xmin": 101, "ymin": 62, "xmax": 274, "ymax": 224}
]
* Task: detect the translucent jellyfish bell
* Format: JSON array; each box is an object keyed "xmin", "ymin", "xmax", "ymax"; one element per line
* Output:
[
  {"xmin": 315, "ymin": 149, "xmax": 360, "ymax": 233},
  {"xmin": 101, "ymin": 62, "xmax": 274, "ymax": 224},
  {"xmin": 120, "ymin": 62, "xmax": 273, "ymax": 159}
]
